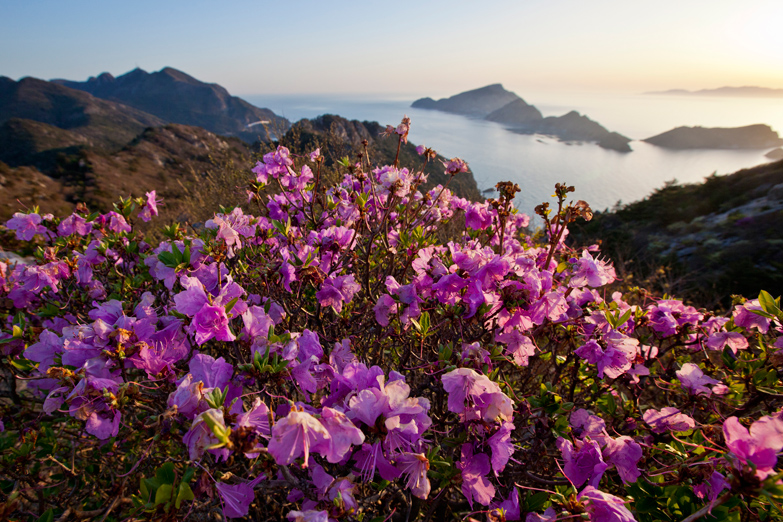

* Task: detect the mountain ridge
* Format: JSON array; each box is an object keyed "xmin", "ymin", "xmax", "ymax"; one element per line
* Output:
[
  {"xmin": 51, "ymin": 67, "xmax": 289, "ymax": 143},
  {"xmin": 643, "ymin": 124, "xmax": 783, "ymax": 150},
  {"xmin": 646, "ymin": 86, "xmax": 783, "ymax": 98},
  {"xmin": 412, "ymin": 84, "xmax": 632, "ymax": 152}
]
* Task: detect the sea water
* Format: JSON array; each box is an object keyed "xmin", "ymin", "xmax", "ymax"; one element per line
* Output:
[{"xmin": 243, "ymin": 92, "xmax": 783, "ymax": 218}]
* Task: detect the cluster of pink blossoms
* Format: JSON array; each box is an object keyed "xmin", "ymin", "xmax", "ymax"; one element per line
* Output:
[{"xmin": 2, "ymin": 116, "xmax": 783, "ymax": 521}]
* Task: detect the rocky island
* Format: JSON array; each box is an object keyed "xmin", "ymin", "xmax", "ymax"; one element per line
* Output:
[
  {"xmin": 643, "ymin": 124, "xmax": 783, "ymax": 150},
  {"xmin": 412, "ymin": 84, "xmax": 632, "ymax": 152}
]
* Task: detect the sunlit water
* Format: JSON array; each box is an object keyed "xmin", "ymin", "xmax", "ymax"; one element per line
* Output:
[{"xmin": 243, "ymin": 92, "xmax": 783, "ymax": 218}]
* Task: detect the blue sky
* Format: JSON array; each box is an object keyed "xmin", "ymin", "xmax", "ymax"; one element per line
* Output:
[{"xmin": 2, "ymin": 0, "xmax": 782, "ymax": 97}]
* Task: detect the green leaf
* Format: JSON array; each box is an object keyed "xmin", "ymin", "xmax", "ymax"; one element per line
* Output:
[
  {"xmin": 155, "ymin": 484, "xmax": 173, "ymax": 506},
  {"xmin": 182, "ymin": 467, "xmax": 195, "ymax": 484},
  {"xmin": 155, "ymin": 484, "xmax": 174, "ymax": 506},
  {"xmin": 175, "ymin": 483, "xmax": 194, "ymax": 509},
  {"xmin": 526, "ymin": 491, "xmax": 550, "ymax": 512},
  {"xmin": 155, "ymin": 462, "xmax": 176, "ymax": 485},
  {"xmin": 759, "ymin": 290, "xmax": 783, "ymax": 321},
  {"xmin": 36, "ymin": 509, "xmax": 54, "ymax": 522},
  {"xmin": 419, "ymin": 311, "xmax": 430, "ymax": 335},
  {"xmin": 157, "ymin": 251, "xmax": 180, "ymax": 268},
  {"xmin": 224, "ymin": 296, "xmax": 240, "ymax": 314}
]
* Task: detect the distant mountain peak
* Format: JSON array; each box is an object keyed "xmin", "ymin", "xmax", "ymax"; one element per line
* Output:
[
  {"xmin": 412, "ymin": 86, "xmax": 631, "ymax": 152},
  {"xmin": 49, "ymin": 67, "xmax": 288, "ymax": 142},
  {"xmin": 646, "ymin": 86, "xmax": 783, "ymax": 98}
]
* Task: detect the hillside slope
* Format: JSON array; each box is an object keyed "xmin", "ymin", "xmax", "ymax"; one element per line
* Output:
[
  {"xmin": 569, "ymin": 159, "xmax": 783, "ymax": 308},
  {"xmin": 53, "ymin": 67, "xmax": 289, "ymax": 143}
]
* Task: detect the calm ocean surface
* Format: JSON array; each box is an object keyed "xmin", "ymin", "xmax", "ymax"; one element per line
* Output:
[{"xmin": 244, "ymin": 92, "xmax": 783, "ymax": 218}]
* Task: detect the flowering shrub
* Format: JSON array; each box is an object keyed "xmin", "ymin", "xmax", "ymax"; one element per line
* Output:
[{"xmin": 1, "ymin": 117, "xmax": 783, "ymax": 522}]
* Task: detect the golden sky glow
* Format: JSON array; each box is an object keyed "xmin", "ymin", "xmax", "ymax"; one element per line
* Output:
[{"xmin": 1, "ymin": 0, "xmax": 781, "ymax": 95}]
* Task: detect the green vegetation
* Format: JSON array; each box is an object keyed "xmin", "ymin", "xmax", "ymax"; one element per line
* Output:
[{"xmin": 570, "ymin": 159, "xmax": 783, "ymax": 308}]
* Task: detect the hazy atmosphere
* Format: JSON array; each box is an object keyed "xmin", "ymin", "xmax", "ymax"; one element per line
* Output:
[{"xmin": 2, "ymin": 0, "xmax": 782, "ymax": 96}]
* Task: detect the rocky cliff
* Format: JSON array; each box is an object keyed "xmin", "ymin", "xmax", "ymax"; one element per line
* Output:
[{"xmin": 643, "ymin": 124, "xmax": 783, "ymax": 150}]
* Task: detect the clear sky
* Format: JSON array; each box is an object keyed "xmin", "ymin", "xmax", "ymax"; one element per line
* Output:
[{"xmin": 1, "ymin": 0, "xmax": 782, "ymax": 98}]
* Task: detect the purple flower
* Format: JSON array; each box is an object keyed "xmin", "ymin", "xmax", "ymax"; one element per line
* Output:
[
  {"xmin": 236, "ymin": 398, "xmax": 271, "ymax": 439},
  {"xmin": 525, "ymin": 507, "xmax": 556, "ymax": 522},
  {"xmin": 602, "ymin": 436, "xmax": 642, "ymax": 484},
  {"xmin": 647, "ymin": 300, "xmax": 702, "ymax": 337},
  {"xmin": 192, "ymin": 305, "xmax": 235, "ymax": 345},
  {"xmin": 216, "ymin": 476, "xmax": 263, "ymax": 519},
  {"xmin": 465, "ymin": 204, "xmax": 493, "ymax": 230},
  {"xmin": 24, "ymin": 329, "xmax": 63, "ymax": 373},
  {"xmin": 373, "ymin": 294, "xmax": 397, "ymax": 326},
  {"xmin": 287, "ymin": 510, "xmax": 329, "ymax": 522},
  {"xmin": 706, "ymin": 331, "xmax": 748, "ymax": 354},
  {"xmin": 313, "ymin": 407, "xmax": 365, "ymax": 463},
  {"xmin": 723, "ymin": 415, "xmax": 783, "ymax": 479},
  {"xmin": 85, "ymin": 410, "xmax": 121, "ymax": 440},
  {"xmin": 557, "ymin": 437, "xmax": 607, "ymax": 487},
  {"xmin": 732, "ymin": 299, "xmax": 769, "ymax": 333},
  {"xmin": 57, "ymin": 214, "xmax": 91, "ymax": 237},
  {"xmin": 693, "ymin": 471, "xmax": 730, "ymax": 509},
  {"xmin": 183, "ymin": 409, "xmax": 225, "ymax": 460},
  {"xmin": 353, "ymin": 441, "xmax": 401, "ymax": 482},
  {"xmin": 457, "ymin": 444, "xmax": 495, "ymax": 507},
  {"xmin": 105, "ymin": 211, "xmax": 132, "ymax": 234},
  {"xmin": 7, "ymin": 212, "xmax": 47, "ymax": 241},
  {"xmin": 492, "ymin": 487, "xmax": 521, "ymax": 521},
  {"xmin": 495, "ymin": 329, "xmax": 536, "ymax": 366},
  {"xmin": 138, "ymin": 190, "xmax": 160, "ymax": 222},
  {"xmin": 168, "ymin": 374, "xmax": 205, "ymax": 418},
  {"xmin": 570, "ymin": 409, "xmax": 607, "ymax": 439},
  {"xmin": 578, "ymin": 486, "xmax": 637, "ymax": 522},
  {"xmin": 441, "ymin": 368, "xmax": 514, "ymax": 422},
  {"xmin": 396, "ymin": 453, "xmax": 431, "ymax": 499},
  {"xmin": 643, "ymin": 407, "xmax": 695, "ymax": 434},
  {"xmin": 569, "ymin": 250, "xmax": 617, "ymax": 288},
  {"xmin": 442, "ymin": 157, "xmax": 468, "ymax": 175},
  {"xmin": 575, "ymin": 332, "xmax": 638, "ymax": 380},
  {"xmin": 676, "ymin": 363, "xmax": 720, "ymax": 396},
  {"xmin": 316, "ymin": 274, "xmax": 360, "ymax": 313},
  {"xmin": 488, "ymin": 421, "xmax": 515, "ymax": 474},
  {"xmin": 268, "ymin": 408, "xmax": 330, "ymax": 468}
]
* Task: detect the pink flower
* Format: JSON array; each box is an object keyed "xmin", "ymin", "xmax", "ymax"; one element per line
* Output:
[
  {"xmin": 578, "ymin": 486, "xmax": 637, "ymax": 522},
  {"xmin": 287, "ymin": 510, "xmax": 329, "ymax": 522},
  {"xmin": 570, "ymin": 409, "xmax": 606, "ymax": 439},
  {"xmin": 268, "ymin": 408, "xmax": 330, "ymax": 468},
  {"xmin": 495, "ymin": 329, "xmax": 536, "ymax": 366},
  {"xmin": 569, "ymin": 250, "xmax": 616, "ymax": 288},
  {"xmin": 676, "ymin": 363, "xmax": 720, "ymax": 396},
  {"xmin": 396, "ymin": 453, "xmax": 431, "ymax": 499},
  {"xmin": 643, "ymin": 407, "xmax": 695, "ymax": 434},
  {"xmin": 442, "ymin": 157, "xmax": 468, "ymax": 175},
  {"xmin": 557, "ymin": 437, "xmax": 607, "ymax": 487},
  {"xmin": 602, "ymin": 436, "xmax": 642, "ymax": 484},
  {"xmin": 732, "ymin": 299, "xmax": 769, "ymax": 334},
  {"xmin": 373, "ymin": 294, "xmax": 397, "ymax": 326},
  {"xmin": 216, "ymin": 476, "xmax": 263, "ymax": 519},
  {"xmin": 706, "ymin": 331, "xmax": 748, "ymax": 354},
  {"xmin": 138, "ymin": 190, "xmax": 160, "ymax": 222},
  {"xmin": 192, "ymin": 304, "xmax": 235, "ymax": 345},
  {"xmin": 7, "ymin": 212, "xmax": 47, "ymax": 241},
  {"xmin": 457, "ymin": 444, "xmax": 495, "ymax": 507},
  {"xmin": 57, "ymin": 214, "xmax": 91, "ymax": 237},
  {"xmin": 693, "ymin": 471, "xmax": 729, "ymax": 509},
  {"xmin": 723, "ymin": 415, "xmax": 783, "ymax": 479}
]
